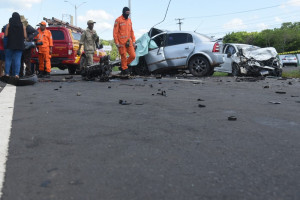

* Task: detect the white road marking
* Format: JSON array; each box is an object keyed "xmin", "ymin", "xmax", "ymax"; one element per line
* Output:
[{"xmin": 0, "ymin": 85, "xmax": 16, "ymax": 198}]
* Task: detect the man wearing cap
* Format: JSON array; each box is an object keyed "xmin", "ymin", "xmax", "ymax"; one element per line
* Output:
[
  {"xmin": 77, "ymin": 20, "xmax": 99, "ymax": 68},
  {"xmin": 20, "ymin": 15, "xmax": 38, "ymax": 76},
  {"xmin": 113, "ymin": 7, "xmax": 136, "ymax": 75},
  {"xmin": 35, "ymin": 21, "xmax": 53, "ymax": 78}
]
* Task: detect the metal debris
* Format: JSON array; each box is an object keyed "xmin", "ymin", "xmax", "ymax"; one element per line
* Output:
[
  {"xmin": 77, "ymin": 92, "xmax": 81, "ymax": 96},
  {"xmin": 228, "ymin": 116, "xmax": 237, "ymax": 121},
  {"xmin": 269, "ymin": 101, "xmax": 281, "ymax": 104},
  {"xmin": 275, "ymin": 91, "xmax": 286, "ymax": 94},
  {"xmin": 119, "ymin": 100, "xmax": 131, "ymax": 105},
  {"xmin": 65, "ymin": 75, "xmax": 73, "ymax": 79},
  {"xmin": 236, "ymin": 77, "xmax": 265, "ymax": 82},
  {"xmin": 157, "ymin": 90, "xmax": 167, "ymax": 96}
]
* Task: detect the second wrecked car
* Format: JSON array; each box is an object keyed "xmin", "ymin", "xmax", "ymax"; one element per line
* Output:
[
  {"xmin": 215, "ymin": 43, "xmax": 282, "ymax": 77},
  {"xmin": 130, "ymin": 28, "xmax": 225, "ymax": 77}
]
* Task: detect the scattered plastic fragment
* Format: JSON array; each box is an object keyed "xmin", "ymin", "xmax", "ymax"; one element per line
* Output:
[
  {"xmin": 275, "ymin": 91, "xmax": 286, "ymax": 94},
  {"xmin": 269, "ymin": 101, "xmax": 281, "ymax": 104},
  {"xmin": 119, "ymin": 100, "xmax": 131, "ymax": 105},
  {"xmin": 228, "ymin": 116, "xmax": 237, "ymax": 121}
]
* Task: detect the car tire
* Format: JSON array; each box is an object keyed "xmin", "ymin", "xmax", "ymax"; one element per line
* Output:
[
  {"xmin": 232, "ymin": 63, "xmax": 241, "ymax": 76},
  {"xmin": 188, "ymin": 56, "xmax": 210, "ymax": 77},
  {"xmin": 206, "ymin": 67, "xmax": 215, "ymax": 76},
  {"xmin": 68, "ymin": 66, "xmax": 76, "ymax": 75},
  {"xmin": 132, "ymin": 57, "xmax": 150, "ymax": 76}
]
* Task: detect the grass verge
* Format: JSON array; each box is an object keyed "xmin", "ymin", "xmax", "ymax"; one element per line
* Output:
[
  {"xmin": 282, "ymin": 70, "xmax": 300, "ymax": 78},
  {"xmin": 213, "ymin": 72, "xmax": 229, "ymax": 77}
]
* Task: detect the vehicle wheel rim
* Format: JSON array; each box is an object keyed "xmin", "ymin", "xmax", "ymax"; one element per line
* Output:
[{"xmin": 191, "ymin": 58, "xmax": 207, "ymax": 74}]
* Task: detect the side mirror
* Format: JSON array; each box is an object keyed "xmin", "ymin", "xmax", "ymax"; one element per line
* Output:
[{"xmin": 227, "ymin": 53, "xmax": 232, "ymax": 58}]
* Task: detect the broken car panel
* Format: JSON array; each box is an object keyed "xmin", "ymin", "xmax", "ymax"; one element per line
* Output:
[{"xmin": 215, "ymin": 43, "xmax": 282, "ymax": 77}]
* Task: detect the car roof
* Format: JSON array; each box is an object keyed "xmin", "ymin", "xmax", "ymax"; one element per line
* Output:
[
  {"xmin": 150, "ymin": 28, "xmax": 213, "ymax": 41},
  {"xmin": 225, "ymin": 43, "xmax": 260, "ymax": 49}
]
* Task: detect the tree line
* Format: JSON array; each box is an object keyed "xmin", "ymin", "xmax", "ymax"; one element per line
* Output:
[{"xmin": 223, "ymin": 22, "xmax": 300, "ymax": 54}]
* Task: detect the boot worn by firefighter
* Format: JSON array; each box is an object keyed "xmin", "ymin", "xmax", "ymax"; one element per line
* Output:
[
  {"xmin": 120, "ymin": 68, "xmax": 129, "ymax": 77},
  {"xmin": 43, "ymin": 72, "xmax": 51, "ymax": 78},
  {"xmin": 38, "ymin": 71, "xmax": 45, "ymax": 78}
]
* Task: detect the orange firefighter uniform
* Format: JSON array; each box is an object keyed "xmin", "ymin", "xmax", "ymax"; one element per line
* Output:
[
  {"xmin": 113, "ymin": 15, "xmax": 136, "ymax": 71},
  {"xmin": 35, "ymin": 24, "xmax": 53, "ymax": 73}
]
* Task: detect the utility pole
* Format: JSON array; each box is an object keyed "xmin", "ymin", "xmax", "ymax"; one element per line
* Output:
[
  {"xmin": 64, "ymin": 1, "xmax": 86, "ymax": 27},
  {"xmin": 175, "ymin": 18, "xmax": 184, "ymax": 31},
  {"xmin": 128, "ymin": 0, "xmax": 131, "ymax": 19}
]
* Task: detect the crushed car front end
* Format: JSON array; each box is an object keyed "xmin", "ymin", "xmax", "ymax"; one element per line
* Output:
[{"xmin": 234, "ymin": 47, "xmax": 282, "ymax": 77}]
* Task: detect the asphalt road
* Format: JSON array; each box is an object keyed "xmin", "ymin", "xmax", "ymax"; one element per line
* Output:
[{"xmin": 0, "ymin": 71, "xmax": 300, "ymax": 200}]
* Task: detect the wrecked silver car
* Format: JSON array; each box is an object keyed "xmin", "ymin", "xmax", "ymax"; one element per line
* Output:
[
  {"xmin": 130, "ymin": 28, "xmax": 225, "ymax": 77},
  {"xmin": 215, "ymin": 44, "xmax": 282, "ymax": 77}
]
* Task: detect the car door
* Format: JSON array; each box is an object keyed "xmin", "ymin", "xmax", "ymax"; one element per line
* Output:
[
  {"xmin": 50, "ymin": 29, "xmax": 68, "ymax": 58},
  {"xmin": 217, "ymin": 44, "xmax": 236, "ymax": 73},
  {"xmin": 144, "ymin": 33, "xmax": 168, "ymax": 72},
  {"xmin": 163, "ymin": 33, "xmax": 195, "ymax": 68}
]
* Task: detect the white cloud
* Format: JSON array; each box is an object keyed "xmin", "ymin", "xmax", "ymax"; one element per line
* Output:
[
  {"xmin": 223, "ymin": 18, "xmax": 247, "ymax": 31},
  {"xmin": 78, "ymin": 9, "xmax": 114, "ymax": 35},
  {"xmin": 0, "ymin": 0, "xmax": 42, "ymax": 9},
  {"xmin": 275, "ymin": 17, "xmax": 283, "ymax": 23},
  {"xmin": 256, "ymin": 23, "xmax": 269, "ymax": 30},
  {"xmin": 286, "ymin": 0, "xmax": 300, "ymax": 6},
  {"xmin": 78, "ymin": 10, "xmax": 114, "ymax": 23},
  {"xmin": 135, "ymin": 29, "xmax": 148, "ymax": 39},
  {"xmin": 281, "ymin": 0, "xmax": 300, "ymax": 8}
]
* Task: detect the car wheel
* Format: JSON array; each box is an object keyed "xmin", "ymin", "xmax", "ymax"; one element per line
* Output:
[
  {"xmin": 68, "ymin": 66, "xmax": 76, "ymax": 75},
  {"xmin": 232, "ymin": 63, "xmax": 241, "ymax": 76},
  {"xmin": 133, "ymin": 57, "xmax": 150, "ymax": 76},
  {"xmin": 206, "ymin": 67, "xmax": 215, "ymax": 76},
  {"xmin": 188, "ymin": 56, "xmax": 210, "ymax": 77}
]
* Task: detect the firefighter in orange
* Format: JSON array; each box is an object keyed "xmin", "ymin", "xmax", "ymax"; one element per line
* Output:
[
  {"xmin": 113, "ymin": 7, "xmax": 136, "ymax": 75},
  {"xmin": 35, "ymin": 21, "xmax": 53, "ymax": 78}
]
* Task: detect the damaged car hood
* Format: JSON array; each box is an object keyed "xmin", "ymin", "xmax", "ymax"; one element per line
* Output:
[{"xmin": 241, "ymin": 47, "xmax": 278, "ymax": 61}]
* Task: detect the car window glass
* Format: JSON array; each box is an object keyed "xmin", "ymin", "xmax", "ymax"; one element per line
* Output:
[
  {"xmin": 166, "ymin": 33, "xmax": 189, "ymax": 46},
  {"xmin": 72, "ymin": 32, "xmax": 81, "ymax": 41},
  {"xmin": 50, "ymin": 30, "xmax": 65, "ymax": 40},
  {"xmin": 151, "ymin": 34, "xmax": 166, "ymax": 49},
  {"xmin": 225, "ymin": 46, "xmax": 236, "ymax": 55},
  {"xmin": 187, "ymin": 34, "xmax": 193, "ymax": 43}
]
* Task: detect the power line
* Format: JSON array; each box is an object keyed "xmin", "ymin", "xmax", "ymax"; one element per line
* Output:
[
  {"xmin": 185, "ymin": 4, "xmax": 281, "ymax": 19},
  {"xmin": 161, "ymin": 3, "xmax": 289, "ymax": 26}
]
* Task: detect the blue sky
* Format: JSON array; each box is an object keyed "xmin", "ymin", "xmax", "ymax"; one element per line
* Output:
[{"xmin": 1, "ymin": 0, "xmax": 300, "ymax": 40}]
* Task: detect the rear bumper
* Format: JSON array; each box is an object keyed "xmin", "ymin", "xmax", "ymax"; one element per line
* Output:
[{"xmin": 210, "ymin": 53, "xmax": 225, "ymax": 67}]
